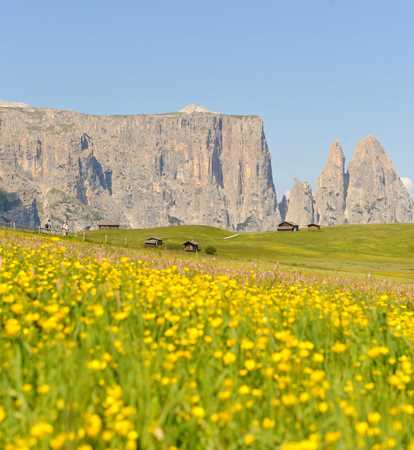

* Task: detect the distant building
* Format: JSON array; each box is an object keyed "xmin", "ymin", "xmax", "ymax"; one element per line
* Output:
[
  {"xmin": 183, "ymin": 240, "xmax": 200, "ymax": 252},
  {"xmin": 277, "ymin": 221, "xmax": 299, "ymax": 232},
  {"xmin": 98, "ymin": 224, "xmax": 120, "ymax": 229},
  {"xmin": 308, "ymin": 223, "xmax": 321, "ymax": 231},
  {"xmin": 144, "ymin": 237, "xmax": 163, "ymax": 248}
]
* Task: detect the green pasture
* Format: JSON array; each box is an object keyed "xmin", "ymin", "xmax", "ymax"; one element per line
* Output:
[{"xmin": 82, "ymin": 224, "xmax": 414, "ymax": 281}]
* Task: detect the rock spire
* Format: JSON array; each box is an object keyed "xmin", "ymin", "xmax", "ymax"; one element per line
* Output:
[
  {"xmin": 314, "ymin": 141, "xmax": 347, "ymax": 225},
  {"xmin": 285, "ymin": 180, "xmax": 315, "ymax": 225},
  {"xmin": 345, "ymin": 136, "xmax": 414, "ymax": 224}
]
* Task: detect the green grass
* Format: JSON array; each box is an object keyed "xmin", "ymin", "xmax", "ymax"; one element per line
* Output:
[
  {"xmin": 82, "ymin": 224, "xmax": 414, "ymax": 282},
  {"xmin": 2, "ymin": 238, "xmax": 414, "ymax": 449}
]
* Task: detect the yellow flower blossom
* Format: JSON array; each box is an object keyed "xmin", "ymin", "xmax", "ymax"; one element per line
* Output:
[
  {"xmin": 0, "ymin": 406, "xmax": 5, "ymax": 423},
  {"xmin": 223, "ymin": 352, "xmax": 236, "ymax": 365},
  {"xmin": 4, "ymin": 318, "xmax": 20, "ymax": 337},
  {"xmin": 325, "ymin": 431, "xmax": 341, "ymax": 444},
  {"xmin": 30, "ymin": 421, "xmax": 54, "ymax": 438},
  {"xmin": 332, "ymin": 342, "xmax": 347, "ymax": 353},
  {"xmin": 191, "ymin": 406, "xmax": 205, "ymax": 419},
  {"xmin": 85, "ymin": 413, "xmax": 102, "ymax": 437},
  {"xmin": 262, "ymin": 417, "xmax": 275, "ymax": 429},
  {"xmin": 37, "ymin": 384, "xmax": 50, "ymax": 395},
  {"xmin": 243, "ymin": 434, "xmax": 255, "ymax": 445}
]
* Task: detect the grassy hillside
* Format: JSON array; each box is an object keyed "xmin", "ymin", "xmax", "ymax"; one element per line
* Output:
[{"xmin": 83, "ymin": 224, "xmax": 414, "ymax": 281}]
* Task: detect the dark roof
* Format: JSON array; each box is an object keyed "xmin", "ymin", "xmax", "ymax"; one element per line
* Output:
[
  {"xmin": 145, "ymin": 236, "xmax": 163, "ymax": 241},
  {"xmin": 307, "ymin": 223, "xmax": 321, "ymax": 227},
  {"xmin": 278, "ymin": 221, "xmax": 297, "ymax": 227},
  {"xmin": 183, "ymin": 240, "xmax": 199, "ymax": 246}
]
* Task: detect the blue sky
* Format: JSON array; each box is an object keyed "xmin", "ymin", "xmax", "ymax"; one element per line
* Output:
[{"xmin": 1, "ymin": 0, "xmax": 413, "ymax": 195}]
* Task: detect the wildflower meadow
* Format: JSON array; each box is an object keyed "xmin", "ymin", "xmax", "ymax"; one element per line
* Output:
[{"xmin": 1, "ymin": 233, "xmax": 414, "ymax": 449}]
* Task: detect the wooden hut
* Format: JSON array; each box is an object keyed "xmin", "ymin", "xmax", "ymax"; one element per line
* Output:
[
  {"xmin": 98, "ymin": 224, "xmax": 120, "ymax": 229},
  {"xmin": 277, "ymin": 221, "xmax": 299, "ymax": 232},
  {"xmin": 144, "ymin": 237, "xmax": 163, "ymax": 248},
  {"xmin": 307, "ymin": 223, "xmax": 321, "ymax": 231},
  {"xmin": 183, "ymin": 240, "xmax": 200, "ymax": 252}
]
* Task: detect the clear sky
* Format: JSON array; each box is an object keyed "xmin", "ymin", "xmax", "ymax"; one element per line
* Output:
[{"xmin": 1, "ymin": 0, "xmax": 413, "ymax": 196}]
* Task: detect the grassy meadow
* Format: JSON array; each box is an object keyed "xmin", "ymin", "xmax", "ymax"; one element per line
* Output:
[
  {"xmin": 83, "ymin": 224, "xmax": 414, "ymax": 282},
  {"xmin": 0, "ymin": 226, "xmax": 414, "ymax": 449}
]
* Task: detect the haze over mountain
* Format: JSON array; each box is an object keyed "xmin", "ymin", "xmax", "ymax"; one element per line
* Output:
[{"xmin": 0, "ymin": 102, "xmax": 412, "ymax": 231}]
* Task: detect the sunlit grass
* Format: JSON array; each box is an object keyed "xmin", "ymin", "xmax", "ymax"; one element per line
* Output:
[
  {"xmin": 0, "ymin": 231, "xmax": 414, "ymax": 449},
  {"xmin": 82, "ymin": 224, "xmax": 414, "ymax": 282}
]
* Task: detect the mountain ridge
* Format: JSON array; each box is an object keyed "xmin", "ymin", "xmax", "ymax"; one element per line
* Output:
[
  {"xmin": 0, "ymin": 101, "xmax": 412, "ymax": 230},
  {"xmin": 0, "ymin": 103, "xmax": 279, "ymax": 231}
]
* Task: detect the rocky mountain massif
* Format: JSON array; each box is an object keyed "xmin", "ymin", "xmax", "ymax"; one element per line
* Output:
[
  {"xmin": 0, "ymin": 101, "xmax": 412, "ymax": 231},
  {"xmin": 283, "ymin": 136, "xmax": 414, "ymax": 225},
  {"xmin": 0, "ymin": 103, "xmax": 279, "ymax": 231}
]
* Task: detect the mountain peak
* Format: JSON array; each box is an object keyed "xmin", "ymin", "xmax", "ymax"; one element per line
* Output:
[
  {"xmin": 355, "ymin": 135, "xmax": 385, "ymax": 155},
  {"xmin": 179, "ymin": 104, "xmax": 213, "ymax": 114},
  {"xmin": 286, "ymin": 179, "xmax": 315, "ymax": 225},
  {"xmin": 0, "ymin": 100, "xmax": 30, "ymax": 108},
  {"xmin": 346, "ymin": 136, "xmax": 413, "ymax": 224},
  {"xmin": 314, "ymin": 140, "xmax": 347, "ymax": 226},
  {"xmin": 327, "ymin": 140, "xmax": 345, "ymax": 165}
]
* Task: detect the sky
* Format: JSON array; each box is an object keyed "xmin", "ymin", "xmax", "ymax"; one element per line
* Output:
[{"xmin": 1, "ymin": 0, "xmax": 413, "ymax": 196}]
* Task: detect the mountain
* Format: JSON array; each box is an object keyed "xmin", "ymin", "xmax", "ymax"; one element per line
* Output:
[
  {"xmin": 0, "ymin": 103, "xmax": 279, "ymax": 231},
  {"xmin": 285, "ymin": 180, "xmax": 315, "ymax": 225},
  {"xmin": 0, "ymin": 100, "xmax": 412, "ymax": 230},
  {"xmin": 309, "ymin": 136, "xmax": 413, "ymax": 226},
  {"xmin": 345, "ymin": 136, "xmax": 414, "ymax": 224},
  {"xmin": 314, "ymin": 141, "xmax": 347, "ymax": 225}
]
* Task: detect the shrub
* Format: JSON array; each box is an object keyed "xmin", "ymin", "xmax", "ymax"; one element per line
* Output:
[{"xmin": 205, "ymin": 245, "xmax": 217, "ymax": 255}]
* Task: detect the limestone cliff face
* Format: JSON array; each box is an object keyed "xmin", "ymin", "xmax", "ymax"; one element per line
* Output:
[
  {"xmin": 285, "ymin": 180, "xmax": 315, "ymax": 225},
  {"xmin": 0, "ymin": 105, "xmax": 279, "ymax": 231},
  {"xmin": 314, "ymin": 141, "xmax": 347, "ymax": 225},
  {"xmin": 345, "ymin": 136, "xmax": 414, "ymax": 224}
]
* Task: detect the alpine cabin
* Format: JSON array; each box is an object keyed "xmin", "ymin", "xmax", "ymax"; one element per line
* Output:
[
  {"xmin": 277, "ymin": 221, "xmax": 299, "ymax": 232},
  {"xmin": 183, "ymin": 240, "xmax": 200, "ymax": 252},
  {"xmin": 98, "ymin": 224, "xmax": 120, "ymax": 229},
  {"xmin": 144, "ymin": 237, "xmax": 163, "ymax": 248}
]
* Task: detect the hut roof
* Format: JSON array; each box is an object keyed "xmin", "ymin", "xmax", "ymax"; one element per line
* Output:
[
  {"xmin": 98, "ymin": 223, "xmax": 120, "ymax": 228},
  {"xmin": 183, "ymin": 240, "xmax": 199, "ymax": 246},
  {"xmin": 278, "ymin": 221, "xmax": 297, "ymax": 227}
]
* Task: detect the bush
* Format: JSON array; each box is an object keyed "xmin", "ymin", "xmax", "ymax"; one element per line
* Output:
[{"xmin": 205, "ymin": 245, "xmax": 217, "ymax": 255}]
